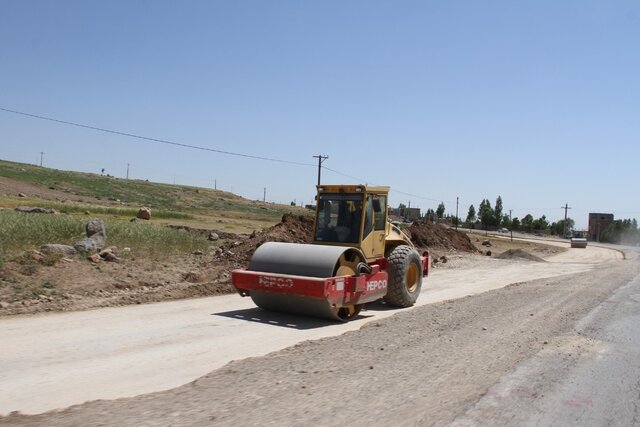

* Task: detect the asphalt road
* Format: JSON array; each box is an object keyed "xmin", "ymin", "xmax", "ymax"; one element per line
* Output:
[
  {"xmin": 454, "ymin": 249, "xmax": 640, "ymax": 426},
  {"xmin": 0, "ymin": 244, "xmax": 624, "ymax": 416}
]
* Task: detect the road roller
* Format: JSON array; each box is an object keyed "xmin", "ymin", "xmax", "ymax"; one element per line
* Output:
[{"xmin": 231, "ymin": 185, "xmax": 431, "ymax": 321}]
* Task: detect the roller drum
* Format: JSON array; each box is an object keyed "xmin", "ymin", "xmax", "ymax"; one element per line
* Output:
[{"xmin": 247, "ymin": 242, "xmax": 365, "ymax": 321}]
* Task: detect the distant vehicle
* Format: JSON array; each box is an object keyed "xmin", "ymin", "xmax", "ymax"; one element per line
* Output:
[
  {"xmin": 570, "ymin": 230, "xmax": 588, "ymax": 248},
  {"xmin": 498, "ymin": 228, "xmax": 509, "ymax": 233}
]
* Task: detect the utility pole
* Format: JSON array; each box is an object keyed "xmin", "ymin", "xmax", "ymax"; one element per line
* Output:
[
  {"xmin": 214, "ymin": 178, "xmax": 217, "ymax": 190},
  {"xmin": 39, "ymin": 152, "xmax": 44, "ymax": 167},
  {"xmin": 263, "ymin": 187, "xmax": 266, "ymax": 203},
  {"xmin": 126, "ymin": 163, "xmax": 130, "ymax": 180},
  {"xmin": 509, "ymin": 209, "xmax": 513, "ymax": 241},
  {"xmin": 562, "ymin": 203, "xmax": 572, "ymax": 238},
  {"xmin": 312, "ymin": 155, "xmax": 329, "ymax": 186},
  {"xmin": 455, "ymin": 196, "xmax": 459, "ymax": 230}
]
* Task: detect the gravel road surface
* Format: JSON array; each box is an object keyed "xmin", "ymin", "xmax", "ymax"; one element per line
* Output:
[
  {"xmin": 1, "ymin": 245, "xmax": 635, "ymax": 426},
  {"xmin": 0, "ymin": 246, "xmax": 618, "ymax": 415}
]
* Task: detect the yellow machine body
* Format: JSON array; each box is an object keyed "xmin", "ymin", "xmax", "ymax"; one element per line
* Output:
[{"xmin": 313, "ymin": 184, "xmax": 413, "ymax": 261}]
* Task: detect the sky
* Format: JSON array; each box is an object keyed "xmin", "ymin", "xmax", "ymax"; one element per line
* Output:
[{"xmin": 1, "ymin": 1, "xmax": 638, "ymax": 228}]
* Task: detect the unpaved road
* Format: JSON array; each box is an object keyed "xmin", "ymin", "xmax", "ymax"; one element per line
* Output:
[
  {"xmin": 0, "ymin": 244, "xmax": 621, "ymax": 417},
  {"xmin": 2, "ymin": 247, "xmax": 637, "ymax": 426}
]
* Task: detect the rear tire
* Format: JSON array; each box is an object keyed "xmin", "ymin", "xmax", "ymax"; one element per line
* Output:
[{"xmin": 384, "ymin": 245, "xmax": 423, "ymax": 307}]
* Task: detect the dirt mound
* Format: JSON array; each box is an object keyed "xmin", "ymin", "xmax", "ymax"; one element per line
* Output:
[
  {"xmin": 255, "ymin": 213, "xmax": 314, "ymax": 244},
  {"xmin": 495, "ymin": 249, "xmax": 546, "ymax": 262},
  {"xmin": 405, "ymin": 220, "xmax": 478, "ymax": 253},
  {"xmin": 213, "ymin": 214, "xmax": 314, "ymax": 266}
]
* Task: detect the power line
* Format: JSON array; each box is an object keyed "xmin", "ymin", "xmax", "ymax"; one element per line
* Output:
[
  {"xmin": 321, "ymin": 165, "xmax": 454, "ymax": 204},
  {"xmin": 0, "ymin": 107, "xmax": 314, "ymax": 167},
  {"xmin": 313, "ymin": 155, "xmax": 329, "ymax": 186},
  {"xmin": 1, "ymin": 106, "xmax": 505, "ymax": 209}
]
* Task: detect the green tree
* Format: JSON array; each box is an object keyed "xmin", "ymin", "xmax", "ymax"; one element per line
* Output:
[
  {"xmin": 436, "ymin": 202, "xmax": 445, "ymax": 219},
  {"xmin": 551, "ymin": 218, "xmax": 575, "ymax": 236},
  {"xmin": 494, "ymin": 196, "xmax": 503, "ymax": 227},
  {"xmin": 479, "ymin": 199, "xmax": 495, "ymax": 228},
  {"xmin": 601, "ymin": 218, "xmax": 640, "ymax": 244},
  {"xmin": 398, "ymin": 203, "xmax": 407, "ymax": 218},
  {"xmin": 532, "ymin": 215, "xmax": 549, "ymax": 231},
  {"xmin": 511, "ymin": 217, "xmax": 521, "ymax": 231},
  {"xmin": 466, "ymin": 204, "xmax": 476, "ymax": 223},
  {"xmin": 501, "ymin": 214, "xmax": 511, "ymax": 229},
  {"xmin": 521, "ymin": 214, "xmax": 534, "ymax": 232},
  {"xmin": 425, "ymin": 208, "xmax": 437, "ymax": 222}
]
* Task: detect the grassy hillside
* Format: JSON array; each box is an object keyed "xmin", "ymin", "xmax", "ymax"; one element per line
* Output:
[{"xmin": 0, "ymin": 159, "xmax": 310, "ymax": 233}]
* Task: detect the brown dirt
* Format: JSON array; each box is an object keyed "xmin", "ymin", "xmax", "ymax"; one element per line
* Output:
[
  {"xmin": 3, "ymin": 257, "xmax": 635, "ymax": 426},
  {"xmin": 0, "ymin": 214, "xmax": 315, "ymax": 316},
  {"xmin": 0, "ymin": 215, "xmax": 515, "ymax": 317},
  {"xmin": 404, "ymin": 220, "xmax": 479, "ymax": 254},
  {"xmin": 468, "ymin": 233, "xmax": 565, "ymax": 259},
  {"xmin": 496, "ymin": 248, "xmax": 546, "ymax": 262},
  {"xmin": 0, "ymin": 176, "xmax": 87, "ymax": 203}
]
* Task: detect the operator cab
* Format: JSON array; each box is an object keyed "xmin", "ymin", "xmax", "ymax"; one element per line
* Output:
[
  {"xmin": 313, "ymin": 185, "xmax": 389, "ymax": 259},
  {"xmin": 315, "ymin": 193, "xmax": 364, "ymax": 243}
]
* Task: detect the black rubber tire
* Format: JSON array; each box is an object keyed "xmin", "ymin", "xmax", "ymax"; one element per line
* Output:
[{"xmin": 384, "ymin": 245, "xmax": 423, "ymax": 307}]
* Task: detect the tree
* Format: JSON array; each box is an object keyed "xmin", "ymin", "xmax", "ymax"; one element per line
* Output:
[
  {"xmin": 511, "ymin": 217, "xmax": 521, "ymax": 231},
  {"xmin": 466, "ymin": 205, "xmax": 476, "ymax": 223},
  {"xmin": 478, "ymin": 199, "xmax": 495, "ymax": 228},
  {"xmin": 436, "ymin": 202, "xmax": 445, "ymax": 219},
  {"xmin": 398, "ymin": 203, "xmax": 407, "ymax": 218},
  {"xmin": 425, "ymin": 208, "xmax": 436, "ymax": 222},
  {"xmin": 551, "ymin": 218, "xmax": 575, "ymax": 236},
  {"xmin": 494, "ymin": 196, "xmax": 503, "ymax": 227},
  {"xmin": 521, "ymin": 214, "xmax": 534, "ymax": 232},
  {"xmin": 501, "ymin": 214, "xmax": 511, "ymax": 229},
  {"xmin": 601, "ymin": 218, "xmax": 640, "ymax": 244},
  {"xmin": 532, "ymin": 215, "xmax": 549, "ymax": 231}
]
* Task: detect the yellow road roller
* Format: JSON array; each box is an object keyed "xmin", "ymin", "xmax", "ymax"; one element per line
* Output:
[{"xmin": 232, "ymin": 185, "xmax": 431, "ymax": 321}]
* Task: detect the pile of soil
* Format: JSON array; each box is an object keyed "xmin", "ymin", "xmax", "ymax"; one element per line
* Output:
[
  {"xmin": 404, "ymin": 220, "xmax": 478, "ymax": 253},
  {"xmin": 212, "ymin": 214, "xmax": 314, "ymax": 265},
  {"xmin": 495, "ymin": 249, "xmax": 546, "ymax": 262}
]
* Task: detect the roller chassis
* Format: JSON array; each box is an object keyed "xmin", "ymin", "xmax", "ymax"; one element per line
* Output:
[{"xmin": 231, "ymin": 252, "xmax": 431, "ymax": 320}]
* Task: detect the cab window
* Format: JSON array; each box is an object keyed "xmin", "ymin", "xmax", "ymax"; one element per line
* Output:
[
  {"xmin": 363, "ymin": 195, "xmax": 373, "ymax": 238},
  {"xmin": 373, "ymin": 195, "xmax": 386, "ymax": 230}
]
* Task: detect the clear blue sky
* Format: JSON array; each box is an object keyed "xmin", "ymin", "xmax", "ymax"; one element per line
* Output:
[{"xmin": 1, "ymin": 1, "xmax": 638, "ymax": 228}]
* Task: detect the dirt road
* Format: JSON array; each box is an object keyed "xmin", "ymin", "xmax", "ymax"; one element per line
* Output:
[
  {"xmin": 2, "ymin": 247, "xmax": 636, "ymax": 426},
  {"xmin": 0, "ymin": 244, "xmax": 621, "ymax": 417}
]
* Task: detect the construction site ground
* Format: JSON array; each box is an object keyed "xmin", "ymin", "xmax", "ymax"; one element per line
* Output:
[
  {"xmin": 1, "ymin": 241, "xmax": 632, "ymax": 427},
  {"xmin": 1, "ymin": 215, "xmax": 507, "ymax": 316}
]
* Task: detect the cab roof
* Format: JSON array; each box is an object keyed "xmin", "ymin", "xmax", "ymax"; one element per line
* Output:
[{"xmin": 316, "ymin": 184, "xmax": 390, "ymax": 194}]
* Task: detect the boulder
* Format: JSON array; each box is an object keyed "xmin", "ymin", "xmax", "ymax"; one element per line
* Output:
[
  {"xmin": 40, "ymin": 244, "xmax": 77, "ymax": 256},
  {"xmin": 85, "ymin": 219, "xmax": 106, "ymax": 250},
  {"xmin": 87, "ymin": 254, "xmax": 101, "ymax": 263},
  {"xmin": 29, "ymin": 250, "xmax": 45, "ymax": 262},
  {"xmin": 86, "ymin": 219, "xmax": 106, "ymax": 238},
  {"xmin": 74, "ymin": 238, "xmax": 97, "ymax": 253},
  {"xmin": 98, "ymin": 246, "xmax": 120, "ymax": 262},
  {"xmin": 17, "ymin": 193, "xmax": 27, "ymax": 197},
  {"xmin": 207, "ymin": 232, "xmax": 219, "ymax": 241},
  {"xmin": 136, "ymin": 207, "xmax": 151, "ymax": 220}
]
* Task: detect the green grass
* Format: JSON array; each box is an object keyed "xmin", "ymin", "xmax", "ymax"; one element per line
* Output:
[
  {"xmin": 0, "ymin": 159, "xmax": 308, "ymax": 226},
  {"xmin": 1, "ymin": 196, "xmax": 192, "ymax": 220},
  {"xmin": 0, "ymin": 159, "xmax": 241, "ymax": 210},
  {"xmin": 0, "ymin": 210, "xmax": 211, "ymax": 262}
]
